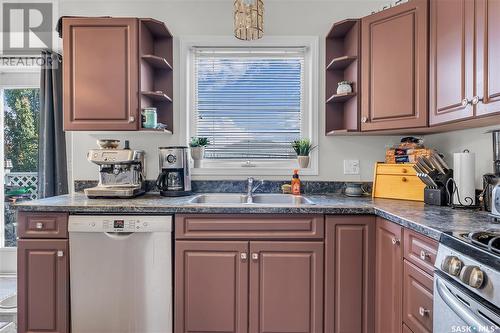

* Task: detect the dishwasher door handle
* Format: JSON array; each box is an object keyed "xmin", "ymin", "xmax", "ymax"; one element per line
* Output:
[
  {"xmin": 104, "ymin": 232, "xmax": 135, "ymax": 240},
  {"xmin": 436, "ymin": 278, "xmax": 490, "ymax": 329}
]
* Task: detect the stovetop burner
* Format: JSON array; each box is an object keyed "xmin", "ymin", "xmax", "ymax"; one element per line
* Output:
[{"xmin": 461, "ymin": 231, "xmax": 500, "ymax": 255}]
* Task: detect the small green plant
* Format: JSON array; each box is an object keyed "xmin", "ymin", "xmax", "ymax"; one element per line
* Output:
[
  {"xmin": 292, "ymin": 138, "xmax": 316, "ymax": 156},
  {"xmin": 190, "ymin": 137, "xmax": 210, "ymax": 147}
]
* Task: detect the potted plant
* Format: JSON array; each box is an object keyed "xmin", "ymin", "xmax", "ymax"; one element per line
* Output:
[
  {"xmin": 190, "ymin": 137, "xmax": 210, "ymax": 168},
  {"xmin": 292, "ymin": 138, "xmax": 316, "ymax": 168}
]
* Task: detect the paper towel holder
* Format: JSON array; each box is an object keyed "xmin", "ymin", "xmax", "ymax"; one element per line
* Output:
[{"xmin": 446, "ymin": 177, "xmax": 480, "ymax": 209}]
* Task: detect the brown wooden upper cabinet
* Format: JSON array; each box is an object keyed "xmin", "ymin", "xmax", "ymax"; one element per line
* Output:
[
  {"xmin": 62, "ymin": 17, "xmax": 173, "ymax": 132},
  {"xmin": 475, "ymin": 0, "xmax": 500, "ymax": 117},
  {"xmin": 361, "ymin": 0, "xmax": 429, "ymax": 131},
  {"xmin": 430, "ymin": 0, "xmax": 500, "ymax": 125},
  {"xmin": 430, "ymin": 0, "xmax": 475, "ymax": 125}
]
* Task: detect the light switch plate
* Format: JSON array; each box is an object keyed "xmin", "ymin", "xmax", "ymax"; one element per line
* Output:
[{"xmin": 344, "ymin": 160, "xmax": 360, "ymax": 175}]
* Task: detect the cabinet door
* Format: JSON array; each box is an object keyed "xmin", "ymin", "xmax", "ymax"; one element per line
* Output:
[
  {"xmin": 361, "ymin": 0, "xmax": 428, "ymax": 131},
  {"xmin": 63, "ymin": 18, "xmax": 139, "ymax": 130},
  {"xmin": 429, "ymin": 0, "xmax": 475, "ymax": 125},
  {"xmin": 325, "ymin": 216, "xmax": 375, "ymax": 333},
  {"xmin": 476, "ymin": 0, "xmax": 500, "ymax": 116},
  {"xmin": 17, "ymin": 239, "xmax": 69, "ymax": 333},
  {"xmin": 175, "ymin": 241, "xmax": 249, "ymax": 333},
  {"xmin": 375, "ymin": 218, "xmax": 403, "ymax": 333},
  {"xmin": 249, "ymin": 242, "xmax": 323, "ymax": 333}
]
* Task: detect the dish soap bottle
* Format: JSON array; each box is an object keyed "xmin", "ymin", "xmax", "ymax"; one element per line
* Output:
[{"xmin": 291, "ymin": 169, "xmax": 301, "ymax": 195}]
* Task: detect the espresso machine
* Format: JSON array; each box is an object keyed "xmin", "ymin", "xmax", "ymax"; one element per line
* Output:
[
  {"xmin": 84, "ymin": 140, "xmax": 146, "ymax": 198},
  {"xmin": 483, "ymin": 129, "xmax": 500, "ymax": 213},
  {"xmin": 157, "ymin": 147, "xmax": 192, "ymax": 197}
]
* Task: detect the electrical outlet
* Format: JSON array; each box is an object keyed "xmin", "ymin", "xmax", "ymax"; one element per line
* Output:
[{"xmin": 344, "ymin": 160, "xmax": 360, "ymax": 175}]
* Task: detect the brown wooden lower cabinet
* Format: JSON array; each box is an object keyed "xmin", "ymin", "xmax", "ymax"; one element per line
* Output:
[
  {"xmin": 174, "ymin": 241, "xmax": 249, "ymax": 333},
  {"xmin": 375, "ymin": 217, "xmax": 403, "ymax": 333},
  {"xmin": 17, "ymin": 239, "xmax": 69, "ymax": 333},
  {"xmin": 376, "ymin": 217, "xmax": 436, "ymax": 333},
  {"xmin": 175, "ymin": 237, "xmax": 323, "ymax": 333},
  {"xmin": 325, "ymin": 215, "xmax": 375, "ymax": 333}
]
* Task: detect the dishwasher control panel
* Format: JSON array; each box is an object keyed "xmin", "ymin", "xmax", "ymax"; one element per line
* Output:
[{"xmin": 68, "ymin": 215, "xmax": 172, "ymax": 233}]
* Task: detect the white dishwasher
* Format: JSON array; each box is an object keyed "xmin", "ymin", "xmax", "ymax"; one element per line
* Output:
[{"xmin": 68, "ymin": 215, "xmax": 172, "ymax": 333}]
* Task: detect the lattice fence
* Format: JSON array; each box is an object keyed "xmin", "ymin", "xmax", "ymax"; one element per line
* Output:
[{"xmin": 6, "ymin": 172, "xmax": 38, "ymax": 199}]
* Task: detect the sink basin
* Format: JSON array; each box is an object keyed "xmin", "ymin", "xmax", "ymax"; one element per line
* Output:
[{"xmin": 188, "ymin": 193, "xmax": 315, "ymax": 205}]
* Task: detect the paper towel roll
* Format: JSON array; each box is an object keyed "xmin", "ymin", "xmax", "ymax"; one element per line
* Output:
[{"xmin": 453, "ymin": 151, "xmax": 476, "ymax": 206}]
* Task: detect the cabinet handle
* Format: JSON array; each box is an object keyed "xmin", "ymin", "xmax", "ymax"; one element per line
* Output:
[
  {"xmin": 35, "ymin": 222, "xmax": 43, "ymax": 229},
  {"xmin": 361, "ymin": 116, "xmax": 368, "ymax": 123},
  {"xmin": 472, "ymin": 96, "xmax": 483, "ymax": 105},
  {"xmin": 392, "ymin": 238, "xmax": 400, "ymax": 246},
  {"xmin": 420, "ymin": 250, "xmax": 429, "ymax": 260},
  {"xmin": 461, "ymin": 98, "xmax": 471, "ymax": 107},
  {"xmin": 57, "ymin": 250, "xmax": 64, "ymax": 257},
  {"xmin": 251, "ymin": 253, "xmax": 259, "ymax": 261},
  {"xmin": 419, "ymin": 306, "xmax": 430, "ymax": 317},
  {"xmin": 240, "ymin": 253, "xmax": 248, "ymax": 261},
  {"xmin": 128, "ymin": 116, "xmax": 135, "ymax": 123}
]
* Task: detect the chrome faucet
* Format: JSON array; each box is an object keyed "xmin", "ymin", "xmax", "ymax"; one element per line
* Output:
[{"xmin": 246, "ymin": 177, "xmax": 264, "ymax": 203}]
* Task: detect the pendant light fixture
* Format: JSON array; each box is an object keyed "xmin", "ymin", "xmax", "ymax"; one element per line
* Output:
[{"xmin": 234, "ymin": 0, "xmax": 264, "ymax": 41}]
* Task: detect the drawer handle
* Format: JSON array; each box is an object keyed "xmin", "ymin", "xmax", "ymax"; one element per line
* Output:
[
  {"xmin": 57, "ymin": 251, "xmax": 64, "ymax": 257},
  {"xmin": 35, "ymin": 222, "xmax": 44, "ymax": 229},
  {"xmin": 419, "ymin": 306, "xmax": 430, "ymax": 317},
  {"xmin": 392, "ymin": 238, "xmax": 401, "ymax": 246},
  {"xmin": 240, "ymin": 253, "xmax": 248, "ymax": 261},
  {"xmin": 401, "ymin": 177, "xmax": 408, "ymax": 182},
  {"xmin": 401, "ymin": 168, "xmax": 408, "ymax": 173},
  {"xmin": 420, "ymin": 250, "xmax": 430, "ymax": 260},
  {"xmin": 251, "ymin": 253, "xmax": 259, "ymax": 261}
]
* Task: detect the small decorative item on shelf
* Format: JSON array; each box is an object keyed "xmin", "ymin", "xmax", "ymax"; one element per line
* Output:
[
  {"xmin": 190, "ymin": 137, "xmax": 210, "ymax": 168},
  {"xmin": 142, "ymin": 107, "xmax": 158, "ymax": 129},
  {"xmin": 336, "ymin": 81, "xmax": 353, "ymax": 95},
  {"xmin": 292, "ymin": 138, "xmax": 316, "ymax": 169}
]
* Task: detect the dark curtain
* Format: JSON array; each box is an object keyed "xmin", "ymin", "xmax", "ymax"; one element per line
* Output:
[{"xmin": 38, "ymin": 50, "xmax": 68, "ymax": 198}]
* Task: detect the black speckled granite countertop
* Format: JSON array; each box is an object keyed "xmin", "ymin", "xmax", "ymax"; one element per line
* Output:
[{"xmin": 15, "ymin": 193, "xmax": 500, "ymax": 241}]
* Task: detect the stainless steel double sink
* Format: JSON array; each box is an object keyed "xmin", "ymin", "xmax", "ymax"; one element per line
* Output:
[{"xmin": 188, "ymin": 193, "xmax": 315, "ymax": 205}]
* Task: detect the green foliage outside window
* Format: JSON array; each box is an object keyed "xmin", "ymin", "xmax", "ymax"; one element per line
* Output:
[{"xmin": 3, "ymin": 89, "xmax": 40, "ymax": 172}]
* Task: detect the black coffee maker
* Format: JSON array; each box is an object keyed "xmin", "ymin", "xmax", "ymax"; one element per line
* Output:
[
  {"xmin": 156, "ymin": 147, "xmax": 192, "ymax": 197},
  {"xmin": 482, "ymin": 130, "xmax": 500, "ymax": 211}
]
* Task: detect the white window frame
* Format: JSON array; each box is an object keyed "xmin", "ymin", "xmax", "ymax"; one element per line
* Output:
[
  {"xmin": 180, "ymin": 36, "xmax": 319, "ymax": 176},
  {"xmin": 0, "ymin": 71, "xmax": 39, "ymax": 272}
]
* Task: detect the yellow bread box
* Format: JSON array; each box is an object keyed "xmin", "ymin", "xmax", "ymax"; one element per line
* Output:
[{"xmin": 372, "ymin": 162, "xmax": 425, "ymax": 201}]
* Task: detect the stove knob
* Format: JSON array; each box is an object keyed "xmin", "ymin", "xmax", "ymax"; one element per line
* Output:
[
  {"xmin": 441, "ymin": 256, "xmax": 463, "ymax": 276},
  {"xmin": 459, "ymin": 266, "xmax": 485, "ymax": 289}
]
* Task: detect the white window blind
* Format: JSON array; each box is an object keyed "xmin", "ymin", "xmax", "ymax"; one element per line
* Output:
[{"xmin": 194, "ymin": 47, "xmax": 305, "ymax": 160}]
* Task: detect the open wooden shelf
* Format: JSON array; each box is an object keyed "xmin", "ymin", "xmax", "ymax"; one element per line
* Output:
[
  {"xmin": 139, "ymin": 127, "xmax": 173, "ymax": 134},
  {"xmin": 325, "ymin": 19, "xmax": 361, "ymax": 135},
  {"xmin": 326, "ymin": 92, "xmax": 357, "ymax": 103},
  {"xmin": 142, "ymin": 55, "xmax": 172, "ymax": 70},
  {"xmin": 141, "ymin": 91, "xmax": 172, "ymax": 102},
  {"xmin": 326, "ymin": 56, "xmax": 357, "ymax": 71},
  {"xmin": 327, "ymin": 19, "xmax": 358, "ymax": 38},
  {"xmin": 141, "ymin": 18, "xmax": 172, "ymax": 38}
]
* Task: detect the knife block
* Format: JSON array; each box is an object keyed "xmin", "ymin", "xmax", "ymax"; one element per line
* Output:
[{"xmin": 424, "ymin": 169, "xmax": 453, "ymax": 206}]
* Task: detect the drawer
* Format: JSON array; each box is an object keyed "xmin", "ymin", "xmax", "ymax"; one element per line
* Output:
[
  {"xmin": 17, "ymin": 212, "xmax": 68, "ymax": 239},
  {"xmin": 373, "ymin": 175, "xmax": 425, "ymax": 201},
  {"xmin": 175, "ymin": 214, "xmax": 324, "ymax": 240},
  {"xmin": 404, "ymin": 229, "xmax": 438, "ymax": 276},
  {"xmin": 376, "ymin": 163, "xmax": 417, "ymax": 176},
  {"xmin": 403, "ymin": 260, "xmax": 433, "ymax": 333}
]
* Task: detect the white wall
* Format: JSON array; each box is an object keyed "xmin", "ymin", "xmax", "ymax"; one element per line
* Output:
[{"xmin": 61, "ymin": 0, "xmax": 403, "ymax": 184}]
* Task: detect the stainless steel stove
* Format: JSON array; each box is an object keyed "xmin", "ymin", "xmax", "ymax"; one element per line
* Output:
[{"xmin": 434, "ymin": 231, "xmax": 500, "ymax": 332}]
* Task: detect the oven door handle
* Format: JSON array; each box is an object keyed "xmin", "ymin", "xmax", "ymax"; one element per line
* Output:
[{"xmin": 436, "ymin": 277, "xmax": 489, "ymax": 329}]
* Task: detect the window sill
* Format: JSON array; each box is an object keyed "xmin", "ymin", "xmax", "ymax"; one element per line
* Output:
[{"xmin": 190, "ymin": 159, "xmax": 319, "ymax": 176}]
